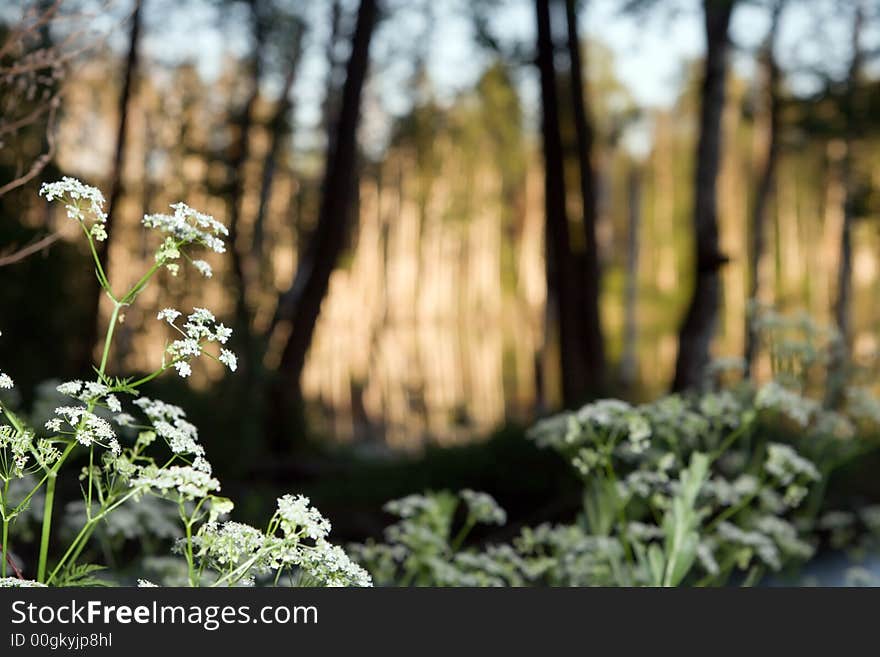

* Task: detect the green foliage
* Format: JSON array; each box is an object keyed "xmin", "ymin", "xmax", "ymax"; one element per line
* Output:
[{"xmin": 355, "ymin": 308, "xmax": 880, "ymax": 587}]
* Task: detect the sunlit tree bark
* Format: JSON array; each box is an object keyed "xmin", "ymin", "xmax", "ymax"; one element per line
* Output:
[{"xmin": 268, "ymin": 0, "xmax": 378, "ymax": 449}]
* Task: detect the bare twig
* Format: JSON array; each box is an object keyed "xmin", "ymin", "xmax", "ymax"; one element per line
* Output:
[{"xmin": 0, "ymin": 232, "xmax": 61, "ymax": 267}]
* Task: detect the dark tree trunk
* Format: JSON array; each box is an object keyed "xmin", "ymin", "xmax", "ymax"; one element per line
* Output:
[
  {"xmin": 252, "ymin": 22, "xmax": 304, "ymax": 267},
  {"xmin": 227, "ymin": 0, "xmax": 267, "ymax": 356},
  {"xmin": 267, "ymin": 0, "xmax": 378, "ymax": 451},
  {"xmin": 671, "ymin": 0, "xmax": 734, "ymax": 392},
  {"xmin": 563, "ymin": 0, "xmax": 606, "ymax": 394},
  {"xmin": 81, "ymin": 0, "xmax": 142, "ymax": 373},
  {"xmin": 828, "ymin": 2, "xmax": 864, "ymax": 407},
  {"xmin": 744, "ymin": 0, "xmax": 784, "ymax": 377},
  {"xmin": 535, "ymin": 0, "xmax": 587, "ymax": 408}
]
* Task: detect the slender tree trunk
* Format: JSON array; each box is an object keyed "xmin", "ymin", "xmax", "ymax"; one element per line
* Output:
[
  {"xmin": 621, "ymin": 165, "xmax": 641, "ymax": 391},
  {"xmin": 671, "ymin": 0, "xmax": 734, "ymax": 392},
  {"xmin": 744, "ymin": 0, "xmax": 784, "ymax": 376},
  {"xmin": 267, "ymin": 0, "xmax": 378, "ymax": 451},
  {"xmin": 252, "ymin": 22, "xmax": 304, "ymax": 268},
  {"xmin": 535, "ymin": 0, "xmax": 587, "ymax": 408},
  {"xmin": 563, "ymin": 0, "xmax": 606, "ymax": 393},
  {"xmin": 828, "ymin": 2, "xmax": 864, "ymax": 406},
  {"xmin": 81, "ymin": 0, "xmax": 142, "ymax": 372},
  {"xmin": 227, "ymin": 0, "xmax": 266, "ymax": 356}
]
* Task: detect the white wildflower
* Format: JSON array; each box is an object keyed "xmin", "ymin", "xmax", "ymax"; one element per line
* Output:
[
  {"xmin": 173, "ymin": 361, "xmax": 192, "ymax": 378},
  {"xmin": 276, "ymin": 494, "xmax": 331, "ymax": 541},
  {"xmin": 0, "ymin": 577, "xmax": 45, "ymax": 588},
  {"xmin": 0, "ymin": 373, "xmax": 12, "ymax": 389},
  {"xmin": 213, "ymin": 324, "xmax": 232, "ymax": 345},
  {"xmin": 132, "ymin": 465, "xmax": 220, "ymax": 499},
  {"xmin": 106, "ymin": 394, "xmax": 122, "ymax": 413},
  {"xmin": 157, "ymin": 308, "xmax": 182, "ymax": 324},
  {"xmin": 299, "ymin": 539, "xmax": 372, "ymax": 587},
  {"xmin": 142, "ymin": 202, "xmax": 228, "ymax": 254},
  {"xmin": 113, "ymin": 413, "xmax": 136, "ymax": 427},
  {"xmin": 56, "ymin": 380, "xmax": 83, "ymax": 396},
  {"xmin": 133, "ymin": 397, "xmax": 204, "ymax": 458},
  {"xmin": 192, "ymin": 260, "xmax": 213, "ymax": 278},
  {"xmin": 219, "ymin": 349, "xmax": 237, "ymax": 372},
  {"xmin": 765, "ymin": 443, "xmax": 820, "ymax": 485},
  {"xmin": 137, "ymin": 579, "xmax": 158, "ymax": 587},
  {"xmin": 39, "ymin": 178, "xmax": 108, "ymax": 230},
  {"xmin": 53, "ymin": 406, "xmax": 119, "ymax": 454},
  {"xmin": 461, "ymin": 489, "xmax": 506, "ymax": 525},
  {"xmin": 755, "ymin": 382, "xmax": 817, "ymax": 427}
]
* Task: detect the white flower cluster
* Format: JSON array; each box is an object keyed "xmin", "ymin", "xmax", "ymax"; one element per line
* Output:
[
  {"xmin": 0, "ymin": 372, "xmax": 13, "ymax": 389},
  {"xmin": 461, "ymin": 489, "xmax": 507, "ymax": 525},
  {"xmin": 846, "ymin": 386, "xmax": 880, "ymax": 426},
  {"xmin": 56, "ymin": 380, "xmax": 121, "ymax": 412},
  {"xmin": 531, "ymin": 399, "xmax": 653, "ymax": 455},
  {"xmin": 765, "ymin": 442, "xmax": 820, "ymax": 486},
  {"xmin": 298, "ymin": 540, "xmax": 372, "ymax": 587},
  {"xmin": 142, "ymin": 202, "xmax": 228, "ymax": 272},
  {"xmin": 383, "ymin": 493, "xmax": 440, "ymax": 519},
  {"xmin": 49, "ymin": 406, "xmax": 120, "ymax": 454},
  {"xmin": 192, "ymin": 260, "xmax": 213, "ymax": 278},
  {"xmin": 132, "ymin": 397, "xmax": 207, "ymax": 463},
  {"xmin": 132, "ymin": 464, "xmax": 220, "ymax": 499},
  {"xmin": 194, "ymin": 521, "xmax": 266, "ymax": 568},
  {"xmin": 0, "ymin": 577, "xmax": 46, "ymax": 587},
  {"xmin": 716, "ymin": 522, "xmax": 781, "ymax": 570},
  {"xmin": 276, "ymin": 494, "xmax": 332, "ymax": 541},
  {"xmin": 755, "ymin": 382, "xmax": 818, "ymax": 427},
  {"xmin": 39, "ymin": 178, "xmax": 108, "ymax": 241},
  {"xmin": 1, "ymin": 425, "xmax": 33, "ymax": 476},
  {"xmin": 191, "ymin": 500, "xmax": 371, "ymax": 587},
  {"xmin": 157, "ymin": 307, "xmax": 235, "ymax": 378}
]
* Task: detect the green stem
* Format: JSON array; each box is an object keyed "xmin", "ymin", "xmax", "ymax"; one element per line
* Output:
[
  {"xmin": 98, "ymin": 303, "xmax": 122, "ymax": 378},
  {"xmin": 450, "ymin": 516, "xmax": 476, "ymax": 553},
  {"xmin": 185, "ymin": 520, "xmax": 196, "ymax": 587},
  {"xmin": 46, "ymin": 487, "xmax": 139, "ymax": 585},
  {"xmin": 121, "ymin": 260, "xmax": 164, "ymax": 306},
  {"xmin": 705, "ymin": 483, "xmax": 762, "ymax": 534},
  {"xmin": 37, "ymin": 470, "xmax": 58, "ymax": 582},
  {"xmin": 1, "ymin": 516, "xmax": 8, "ymax": 578},
  {"xmin": 81, "ymin": 223, "xmax": 111, "ymax": 293},
  {"xmin": 710, "ymin": 420, "xmax": 752, "ymax": 463},
  {"xmin": 35, "ymin": 441, "xmax": 75, "ymax": 583},
  {"xmin": 86, "ymin": 447, "xmax": 94, "ymax": 520}
]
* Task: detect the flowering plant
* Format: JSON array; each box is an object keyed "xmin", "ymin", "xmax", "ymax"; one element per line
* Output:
[{"xmin": 0, "ymin": 178, "xmax": 370, "ymax": 588}]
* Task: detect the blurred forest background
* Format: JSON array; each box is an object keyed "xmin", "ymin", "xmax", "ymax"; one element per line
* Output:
[{"xmin": 2, "ymin": 0, "xmax": 880, "ymax": 537}]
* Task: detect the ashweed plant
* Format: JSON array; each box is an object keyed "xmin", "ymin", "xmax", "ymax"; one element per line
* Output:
[
  {"xmin": 351, "ymin": 490, "xmax": 535, "ymax": 586},
  {"xmin": 357, "ymin": 319, "xmax": 880, "ymax": 586},
  {"xmin": 0, "ymin": 178, "xmax": 370, "ymax": 587}
]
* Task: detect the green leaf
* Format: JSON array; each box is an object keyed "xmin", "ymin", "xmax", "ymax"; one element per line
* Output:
[
  {"xmin": 648, "ymin": 543, "xmax": 665, "ymax": 586},
  {"xmin": 662, "ymin": 452, "xmax": 710, "ymax": 586}
]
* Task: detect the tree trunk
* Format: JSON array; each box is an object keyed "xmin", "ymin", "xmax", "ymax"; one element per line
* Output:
[
  {"xmin": 268, "ymin": 0, "xmax": 378, "ymax": 451},
  {"xmin": 563, "ymin": 0, "xmax": 606, "ymax": 393},
  {"xmin": 81, "ymin": 0, "xmax": 142, "ymax": 373},
  {"xmin": 671, "ymin": 0, "xmax": 734, "ymax": 392},
  {"xmin": 744, "ymin": 0, "xmax": 784, "ymax": 376},
  {"xmin": 828, "ymin": 2, "xmax": 864, "ymax": 407},
  {"xmin": 252, "ymin": 21, "xmax": 304, "ymax": 268},
  {"xmin": 226, "ymin": 0, "xmax": 267, "ymax": 356},
  {"xmin": 535, "ymin": 0, "xmax": 587, "ymax": 408}
]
